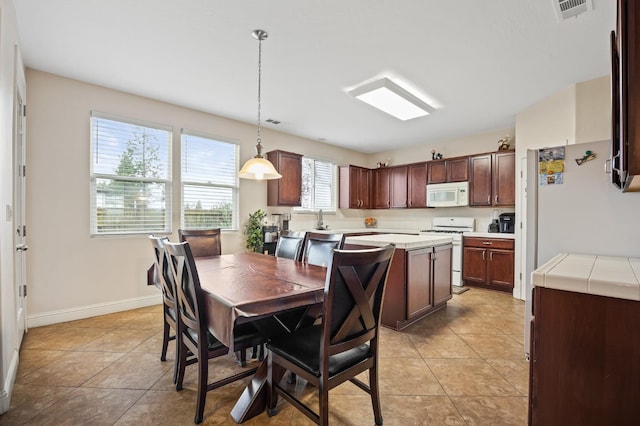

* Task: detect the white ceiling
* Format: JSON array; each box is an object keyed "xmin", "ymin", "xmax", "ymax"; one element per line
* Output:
[{"xmin": 13, "ymin": 0, "xmax": 616, "ymax": 154}]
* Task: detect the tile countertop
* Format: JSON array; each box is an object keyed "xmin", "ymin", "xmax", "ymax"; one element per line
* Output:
[
  {"xmin": 344, "ymin": 233, "xmax": 453, "ymax": 250},
  {"xmin": 463, "ymin": 232, "xmax": 515, "ymax": 239},
  {"xmin": 532, "ymin": 253, "xmax": 640, "ymax": 301}
]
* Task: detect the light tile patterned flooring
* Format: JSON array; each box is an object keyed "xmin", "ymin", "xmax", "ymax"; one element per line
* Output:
[{"xmin": 1, "ymin": 288, "xmax": 528, "ymax": 425}]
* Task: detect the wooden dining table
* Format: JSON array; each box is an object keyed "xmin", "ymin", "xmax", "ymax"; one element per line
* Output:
[{"xmin": 194, "ymin": 252, "xmax": 327, "ymax": 423}]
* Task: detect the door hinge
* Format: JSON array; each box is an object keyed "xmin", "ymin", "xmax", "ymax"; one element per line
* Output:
[
  {"xmin": 23, "ymin": 225, "xmax": 27, "ymax": 237},
  {"xmin": 23, "ymin": 104, "xmax": 26, "ymax": 117},
  {"xmin": 20, "ymin": 285, "xmax": 27, "ymax": 297},
  {"xmin": 519, "ymin": 272, "xmax": 522, "ymax": 281}
]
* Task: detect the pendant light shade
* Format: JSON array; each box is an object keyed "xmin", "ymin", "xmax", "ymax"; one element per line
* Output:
[{"xmin": 239, "ymin": 29, "xmax": 282, "ymax": 180}]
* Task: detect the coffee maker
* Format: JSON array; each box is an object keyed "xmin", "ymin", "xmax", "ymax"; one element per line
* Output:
[{"xmin": 498, "ymin": 213, "xmax": 516, "ymax": 233}]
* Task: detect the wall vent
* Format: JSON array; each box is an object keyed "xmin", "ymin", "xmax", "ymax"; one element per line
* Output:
[{"xmin": 552, "ymin": 0, "xmax": 592, "ymax": 21}]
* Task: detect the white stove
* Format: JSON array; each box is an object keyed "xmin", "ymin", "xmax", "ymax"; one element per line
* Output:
[{"xmin": 419, "ymin": 217, "xmax": 475, "ymax": 287}]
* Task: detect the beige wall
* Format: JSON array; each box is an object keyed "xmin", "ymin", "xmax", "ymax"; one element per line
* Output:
[
  {"xmin": 513, "ymin": 75, "xmax": 611, "ymax": 299},
  {"xmin": 25, "ymin": 69, "xmax": 368, "ymax": 325},
  {"xmin": 371, "ymin": 128, "xmax": 515, "ymax": 168}
]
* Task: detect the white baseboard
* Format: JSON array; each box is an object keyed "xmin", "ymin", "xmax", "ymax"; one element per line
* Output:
[
  {"xmin": 26, "ymin": 294, "xmax": 162, "ymax": 328},
  {"xmin": 0, "ymin": 349, "xmax": 19, "ymax": 414}
]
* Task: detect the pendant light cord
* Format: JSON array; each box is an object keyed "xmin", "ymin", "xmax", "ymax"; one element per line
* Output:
[{"xmin": 256, "ymin": 32, "xmax": 263, "ymax": 157}]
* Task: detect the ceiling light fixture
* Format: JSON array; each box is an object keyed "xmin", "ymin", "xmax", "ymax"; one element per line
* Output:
[
  {"xmin": 348, "ymin": 77, "xmax": 434, "ymax": 121},
  {"xmin": 239, "ymin": 29, "xmax": 282, "ymax": 180}
]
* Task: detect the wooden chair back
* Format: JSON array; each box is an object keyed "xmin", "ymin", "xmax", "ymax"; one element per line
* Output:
[
  {"xmin": 149, "ymin": 235, "xmax": 176, "ymax": 308},
  {"xmin": 178, "ymin": 228, "xmax": 221, "ymax": 257},
  {"xmin": 322, "ymin": 245, "xmax": 395, "ymax": 359},
  {"xmin": 301, "ymin": 232, "xmax": 345, "ymax": 267},
  {"xmin": 274, "ymin": 231, "xmax": 306, "ymax": 260}
]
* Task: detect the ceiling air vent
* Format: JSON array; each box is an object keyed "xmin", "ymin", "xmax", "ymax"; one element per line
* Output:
[{"xmin": 552, "ymin": 0, "xmax": 592, "ymax": 21}]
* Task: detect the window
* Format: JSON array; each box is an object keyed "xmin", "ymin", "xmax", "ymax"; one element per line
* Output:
[
  {"xmin": 298, "ymin": 157, "xmax": 337, "ymax": 212},
  {"xmin": 181, "ymin": 131, "xmax": 239, "ymax": 230},
  {"xmin": 90, "ymin": 113, "xmax": 172, "ymax": 235}
]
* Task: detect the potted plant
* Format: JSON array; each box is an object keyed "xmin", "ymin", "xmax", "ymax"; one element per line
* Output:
[{"xmin": 244, "ymin": 209, "xmax": 266, "ymax": 253}]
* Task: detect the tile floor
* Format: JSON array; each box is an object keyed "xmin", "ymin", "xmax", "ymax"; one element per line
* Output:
[{"xmin": 1, "ymin": 288, "xmax": 529, "ymax": 425}]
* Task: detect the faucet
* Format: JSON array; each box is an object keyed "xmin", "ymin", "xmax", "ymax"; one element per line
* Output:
[{"xmin": 316, "ymin": 209, "xmax": 324, "ymax": 230}]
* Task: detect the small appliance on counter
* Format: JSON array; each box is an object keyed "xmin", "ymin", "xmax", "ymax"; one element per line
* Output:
[
  {"xmin": 488, "ymin": 220, "xmax": 500, "ymax": 233},
  {"xmin": 498, "ymin": 213, "xmax": 515, "ymax": 233},
  {"xmin": 262, "ymin": 225, "xmax": 279, "ymax": 255}
]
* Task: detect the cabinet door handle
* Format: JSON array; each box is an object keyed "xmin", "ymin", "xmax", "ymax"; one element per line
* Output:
[
  {"xmin": 490, "ymin": 252, "xmax": 493, "ymax": 261},
  {"xmin": 482, "ymin": 251, "xmax": 485, "ymax": 260},
  {"xmin": 487, "ymin": 195, "xmax": 490, "ymax": 204},
  {"xmin": 482, "ymin": 241, "xmax": 492, "ymax": 245},
  {"xmin": 495, "ymin": 195, "xmax": 498, "ymax": 203}
]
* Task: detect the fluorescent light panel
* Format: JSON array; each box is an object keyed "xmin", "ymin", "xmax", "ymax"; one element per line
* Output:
[{"xmin": 349, "ymin": 77, "xmax": 434, "ymax": 121}]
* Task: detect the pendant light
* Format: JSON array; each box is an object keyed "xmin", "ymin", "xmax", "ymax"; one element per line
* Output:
[{"xmin": 239, "ymin": 29, "xmax": 282, "ymax": 180}]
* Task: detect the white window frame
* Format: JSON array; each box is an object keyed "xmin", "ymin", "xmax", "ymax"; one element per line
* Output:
[
  {"xmin": 90, "ymin": 111, "xmax": 172, "ymax": 236},
  {"xmin": 180, "ymin": 129, "xmax": 240, "ymax": 231},
  {"xmin": 294, "ymin": 156, "xmax": 338, "ymax": 214}
]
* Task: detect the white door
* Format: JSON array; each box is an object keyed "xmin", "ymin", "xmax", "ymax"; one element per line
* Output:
[{"xmin": 14, "ymin": 49, "xmax": 27, "ymax": 343}]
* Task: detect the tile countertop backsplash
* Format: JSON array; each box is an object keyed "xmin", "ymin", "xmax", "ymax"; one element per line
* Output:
[{"xmin": 276, "ymin": 208, "xmax": 516, "ymax": 235}]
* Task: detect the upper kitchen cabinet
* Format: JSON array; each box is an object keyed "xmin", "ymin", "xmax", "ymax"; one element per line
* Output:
[
  {"xmin": 339, "ymin": 165, "xmax": 371, "ymax": 209},
  {"xmin": 407, "ymin": 162, "xmax": 427, "ymax": 208},
  {"xmin": 427, "ymin": 156, "xmax": 469, "ymax": 184},
  {"xmin": 611, "ymin": 0, "xmax": 640, "ymax": 191},
  {"xmin": 373, "ymin": 166, "xmax": 407, "ymax": 209},
  {"xmin": 373, "ymin": 167, "xmax": 391, "ymax": 209},
  {"xmin": 267, "ymin": 150, "xmax": 302, "ymax": 206},
  {"xmin": 469, "ymin": 151, "xmax": 515, "ymax": 207}
]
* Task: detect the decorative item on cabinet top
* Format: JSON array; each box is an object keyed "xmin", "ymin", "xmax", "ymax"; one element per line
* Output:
[{"xmin": 497, "ymin": 134, "xmax": 511, "ymax": 151}]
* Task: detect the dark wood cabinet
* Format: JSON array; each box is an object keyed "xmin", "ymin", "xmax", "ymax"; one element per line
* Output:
[
  {"xmin": 469, "ymin": 151, "xmax": 515, "ymax": 207},
  {"xmin": 611, "ymin": 0, "xmax": 640, "ymax": 191},
  {"xmin": 390, "ymin": 166, "xmax": 408, "ymax": 208},
  {"xmin": 407, "ymin": 162, "xmax": 427, "ymax": 208},
  {"xmin": 462, "ymin": 236, "xmax": 514, "ymax": 292},
  {"xmin": 267, "ymin": 150, "xmax": 302, "ymax": 206},
  {"xmin": 493, "ymin": 151, "xmax": 516, "ymax": 206},
  {"xmin": 339, "ymin": 165, "xmax": 371, "ymax": 209},
  {"xmin": 529, "ymin": 287, "xmax": 640, "ymax": 425},
  {"xmin": 380, "ymin": 244, "xmax": 452, "ymax": 330},
  {"xmin": 427, "ymin": 156, "xmax": 469, "ymax": 184},
  {"xmin": 374, "ymin": 166, "xmax": 407, "ymax": 209},
  {"xmin": 373, "ymin": 168, "xmax": 390, "ymax": 209}
]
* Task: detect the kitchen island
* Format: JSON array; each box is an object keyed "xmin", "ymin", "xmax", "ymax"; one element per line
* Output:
[{"xmin": 345, "ymin": 234, "xmax": 453, "ymax": 330}]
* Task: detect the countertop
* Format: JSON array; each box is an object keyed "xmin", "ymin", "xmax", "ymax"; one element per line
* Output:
[
  {"xmin": 532, "ymin": 253, "xmax": 640, "ymax": 301},
  {"xmin": 344, "ymin": 233, "xmax": 453, "ymax": 250}
]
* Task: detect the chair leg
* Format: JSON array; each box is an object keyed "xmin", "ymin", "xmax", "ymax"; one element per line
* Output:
[
  {"xmin": 236, "ymin": 350, "xmax": 247, "ymax": 367},
  {"xmin": 194, "ymin": 348, "xmax": 208, "ymax": 424},
  {"xmin": 172, "ymin": 327, "xmax": 180, "ymax": 384},
  {"xmin": 369, "ymin": 366, "xmax": 383, "ymax": 425},
  {"xmin": 319, "ymin": 384, "xmax": 329, "ymax": 426},
  {"xmin": 176, "ymin": 335, "xmax": 187, "ymax": 391},
  {"xmin": 160, "ymin": 317, "xmax": 170, "ymax": 362},
  {"xmin": 287, "ymin": 372, "xmax": 297, "ymax": 384}
]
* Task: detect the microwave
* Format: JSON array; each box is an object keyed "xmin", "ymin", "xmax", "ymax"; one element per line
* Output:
[{"xmin": 426, "ymin": 181, "xmax": 469, "ymax": 207}]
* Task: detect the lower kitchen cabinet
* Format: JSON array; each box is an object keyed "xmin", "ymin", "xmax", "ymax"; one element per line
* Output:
[
  {"xmin": 462, "ymin": 236, "xmax": 514, "ymax": 292},
  {"xmin": 381, "ymin": 244, "xmax": 452, "ymax": 330},
  {"xmin": 529, "ymin": 287, "xmax": 640, "ymax": 425}
]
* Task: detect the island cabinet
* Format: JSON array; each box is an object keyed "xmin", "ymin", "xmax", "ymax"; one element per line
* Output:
[
  {"xmin": 267, "ymin": 150, "xmax": 302, "ymax": 206},
  {"xmin": 382, "ymin": 244, "xmax": 452, "ymax": 330},
  {"xmin": 469, "ymin": 151, "xmax": 515, "ymax": 207},
  {"xmin": 427, "ymin": 156, "xmax": 469, "ymax": 184},
  {"xmin": 373, "ymin": 166, "xmax": 407, "ymax": 209},
  {"xmin": 339, "ymin": 165, "xmax": 371, "ymax": 209},
  {"xmin": 462, "ymin": 236, "xmax": 514, "ymax": 292},
  {"xmin": 407, "ymin": 162, "xmax": 427, "ymax": 208}
]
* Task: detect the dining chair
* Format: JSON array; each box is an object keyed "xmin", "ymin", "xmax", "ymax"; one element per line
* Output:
[
  {"xmin": 274, "ymin": 231, "xmax": 306, "ymax": 260},
  {"xmin": 179, "ymin": 228, "xmax": 259, "ymax": 365},
  {"xmin": 164, "ymin": 241, "xmax": 267, "ymax": 424},
  {"xmin": 266, "ymin": 244, "xmax": 396, "ymax": 426},
  {"xmin": 149, "ymin": 235, "xmax": 180, "ymax": 383},
  {"xmin": 301, "ymin": 232, "xmax": 345, "ymax": 267},
  {"xmin": 178, "ymin": 228, "xmax": 222, "ymax": 257}
]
